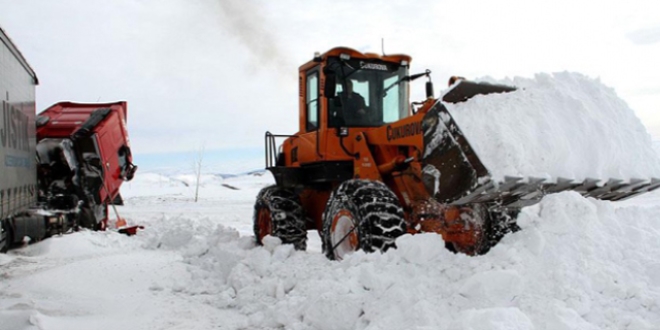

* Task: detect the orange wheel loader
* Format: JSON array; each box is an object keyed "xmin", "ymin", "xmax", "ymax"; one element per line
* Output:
[{"xmin": 253, "ymin": 47, "xmax": 660, "ymax": 260}]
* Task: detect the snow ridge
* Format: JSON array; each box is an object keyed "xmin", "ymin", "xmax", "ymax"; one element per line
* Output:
[
  {"xmin": 172, "ymin": 193, "xmax": 660, "ymax": 329},
  {"xmin": 447, "ymin": 72, "xmax": 660, "ymax": 182}
]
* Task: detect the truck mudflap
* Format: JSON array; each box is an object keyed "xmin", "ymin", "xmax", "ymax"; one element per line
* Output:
[{"xmin": 421, "ymin": 102, "xmax": 660, "ymax": 209}]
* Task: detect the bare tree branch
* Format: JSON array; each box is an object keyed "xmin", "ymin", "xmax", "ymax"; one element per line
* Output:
[{"xmin": 193, "ymin": 144, "xmax": 205, "ymax": 202}]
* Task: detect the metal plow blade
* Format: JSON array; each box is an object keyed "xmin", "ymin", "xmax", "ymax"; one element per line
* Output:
[{"xmin": 450, "ymin": 176, "xmax": 660, "ymax": 208}]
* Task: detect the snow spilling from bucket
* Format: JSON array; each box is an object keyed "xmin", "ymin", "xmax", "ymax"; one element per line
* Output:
[{"xmin": 446, "ymin": 72, "xmax": 660, "ymax": 182}]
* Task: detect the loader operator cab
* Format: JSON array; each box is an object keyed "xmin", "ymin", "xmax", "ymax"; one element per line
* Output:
[{"xmin": 325, "ymin": 55, "xmax": 410, "ymax": 128}]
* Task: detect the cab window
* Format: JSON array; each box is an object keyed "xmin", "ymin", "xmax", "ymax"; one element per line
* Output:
[{"xmin": 306, "ymin": 72, "xmax": 319, "ymax": 131}]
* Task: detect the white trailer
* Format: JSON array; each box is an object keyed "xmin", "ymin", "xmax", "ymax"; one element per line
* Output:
[{"xmin": 0, "ymin": 26, "xmax": 41, "ymax": 252}]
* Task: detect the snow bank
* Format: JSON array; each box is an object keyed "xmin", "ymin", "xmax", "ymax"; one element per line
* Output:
[
  {"xmin": 162, "ymin": 192, "xmax": 660, "ymax": 330},
  {"xmin": 2, "ymin": 171, "xmax": 660, "ymax": 329},
  {"xmin": 447, "ymin": 72, "xmax": 660, "ymax": 181}
]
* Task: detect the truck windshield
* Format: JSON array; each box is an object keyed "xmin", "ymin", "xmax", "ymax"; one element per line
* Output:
[{"xmin": 327, "ymin": 57, "xmax": 409, "ymax": 127}]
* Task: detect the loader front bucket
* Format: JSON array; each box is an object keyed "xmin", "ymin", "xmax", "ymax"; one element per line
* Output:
[
  {"xmin": 419, "ymin": 89, "xmax": 660, "ymax": 255},
  {"xmin": 442, "ymin": 79, "xmax": 517, "ymax": 104},
  {"xmin": 421, "ymin": 102, "xmax": 491, "ymax": 203},
  {"xmin": 421, "ymin": 99, "xmax": 660, "ymax": 208}
]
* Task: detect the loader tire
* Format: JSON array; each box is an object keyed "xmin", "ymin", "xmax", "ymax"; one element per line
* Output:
[
  {"xmin": 253, "ymin": 186, "xmax": 307, "ymax": 250},
  {"xmin": 475, "ymin": 206, "xmax": 520, "ymax": 255},
  {"xmin": 322, "ymin": 179, "xmax": 406, "ymax": 260}
]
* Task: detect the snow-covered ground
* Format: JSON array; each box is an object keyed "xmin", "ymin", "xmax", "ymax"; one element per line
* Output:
[
  {"xmin": 2, "ymin": 73, "xmax": 660, "ymax": 330},
  {"xmin": 2, "ymin": 172, "xmax": 660, "ymax": 330}
]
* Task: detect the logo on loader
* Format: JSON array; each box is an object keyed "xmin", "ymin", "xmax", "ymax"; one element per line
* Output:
[
  {"xmin": 387, "ymin": 121, "xmax": 423, "ymax": 141},
  {"xmin": 360, "ymin": 61, "xmax": 388, "ymax": 71}
]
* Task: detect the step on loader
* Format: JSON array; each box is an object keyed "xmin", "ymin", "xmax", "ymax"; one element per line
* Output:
[{"xmin": 253, "ymin": 47, "xmax": 660, "ymax": 259}]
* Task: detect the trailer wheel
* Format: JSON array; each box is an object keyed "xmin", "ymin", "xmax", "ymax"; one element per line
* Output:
[
  {"xmin": 253, "ymin": 186, "xmax": 307, "ymax": 250},
  {"xmin": 1, "ymin": 222, "xmax": 13, "ymax": 253},
  {"xmin": 322, "ymin": 179, "xmax": 407, "ymax": 260}
]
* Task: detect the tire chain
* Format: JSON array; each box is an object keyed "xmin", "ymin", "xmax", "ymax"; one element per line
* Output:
[
  {"xmin": 322, "ymin": 180, "xmax": 406, "ymax": 259},
  {"xmin": 253, "ymin": 186, "xmax": 307, "ymax": 250}
]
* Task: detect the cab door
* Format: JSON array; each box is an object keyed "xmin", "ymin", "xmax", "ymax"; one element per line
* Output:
[{"xmin": 293, "ymin": 66, "xmax": 322, "ymax": 164}]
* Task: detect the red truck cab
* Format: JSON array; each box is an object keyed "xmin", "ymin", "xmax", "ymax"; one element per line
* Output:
[{"xmin": 36, "ymin": 101, "xmax": 137, "ymax": 228}]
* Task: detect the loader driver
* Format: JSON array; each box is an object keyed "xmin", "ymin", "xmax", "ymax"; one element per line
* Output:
[{"xmin": 338, "ymin": 79, "xmax": 369, "ymax": 125}]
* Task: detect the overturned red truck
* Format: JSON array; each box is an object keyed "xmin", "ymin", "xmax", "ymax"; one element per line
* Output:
[
  {"xmin": 1, "ymin": 26, "xmax": 137, "ymax": 251},
  {"xmin": 36, "ymin": 101, "xmax": 137, "ymax": 228}
]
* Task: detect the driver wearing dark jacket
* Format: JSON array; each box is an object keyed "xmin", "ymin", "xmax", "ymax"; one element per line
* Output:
[{"xmin": 338, "ymin": 79, "xmax": 368, "ymax": 124}]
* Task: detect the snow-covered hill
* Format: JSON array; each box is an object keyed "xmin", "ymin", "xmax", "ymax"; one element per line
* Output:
[{"xmin": 1, "ymin": 73, "xmax": 660, "ymax": 329}]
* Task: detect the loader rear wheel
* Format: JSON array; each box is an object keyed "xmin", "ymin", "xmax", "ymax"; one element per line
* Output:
[
  {"xmin": 253, "ymin": 186, "xmax": 307, "ymax": 250},
  {"xmin": 322, "ymin": 179, "xmax": 406, "ymax": 260}
]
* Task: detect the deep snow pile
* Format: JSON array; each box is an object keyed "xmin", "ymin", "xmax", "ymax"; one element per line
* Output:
[
  {"xmin": 447, "ymin": 72, "xmax": 660, "ymax": 181},
  {"xmin": 2, "ymin": 171, "xmax": 660, "ymax": 330},
  {"xmin": 172, "ymin": 191, "xmax": 660, "ymax": 330}
]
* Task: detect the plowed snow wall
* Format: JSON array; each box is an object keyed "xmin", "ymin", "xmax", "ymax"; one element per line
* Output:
[{"xmin": 447, "ymin": 72, "xmax": 660, "ymax": 182}]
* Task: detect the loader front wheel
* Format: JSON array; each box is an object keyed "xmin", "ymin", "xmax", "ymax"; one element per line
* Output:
[
  {"xmin": 474, "ymin": 207, "xmax": 521, "ymax": 255},
  {"xmin": 322, "ymin": 180, "xmax": 406, "ymax": 260},
  {"xmin": 253, "ymin": 186, "xmax": 307, "ymax": 250}
]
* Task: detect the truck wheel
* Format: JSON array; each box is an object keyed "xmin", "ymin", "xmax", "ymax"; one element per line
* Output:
[
  {"xmin": 79, "ymin": 207, "xmax": 96, "ymax": 229},
  {"xmin": 1, "ymin": 223, "xmax": 13, "ymax": 253},
  {"xmin": 322, "ymin": 179, "xmax": 407, "ymax": 260},
  {"xmin": 253, "ymin": 186, "xmax": 307, "ymax": 250}
]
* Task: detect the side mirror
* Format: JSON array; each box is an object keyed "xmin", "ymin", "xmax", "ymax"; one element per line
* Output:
[{"xmin": 323, "ymin": 68, "xmax": 336, "ymax": 98}]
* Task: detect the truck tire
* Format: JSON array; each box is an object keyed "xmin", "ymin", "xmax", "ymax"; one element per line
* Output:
[
  {"xmin": 322, "ymin": 179, "xmax": 407, "ymax": 260},
  {"xmin": 79, "ymin": 206, "xmax": 96, "ymax": 229},
  {"xmin": 1, "ymin": 222, "xmax": 13, "ymax": 253},
  {"xmin": 253, "ymin": 186, "xmax": 307, "ymax": 250}
]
